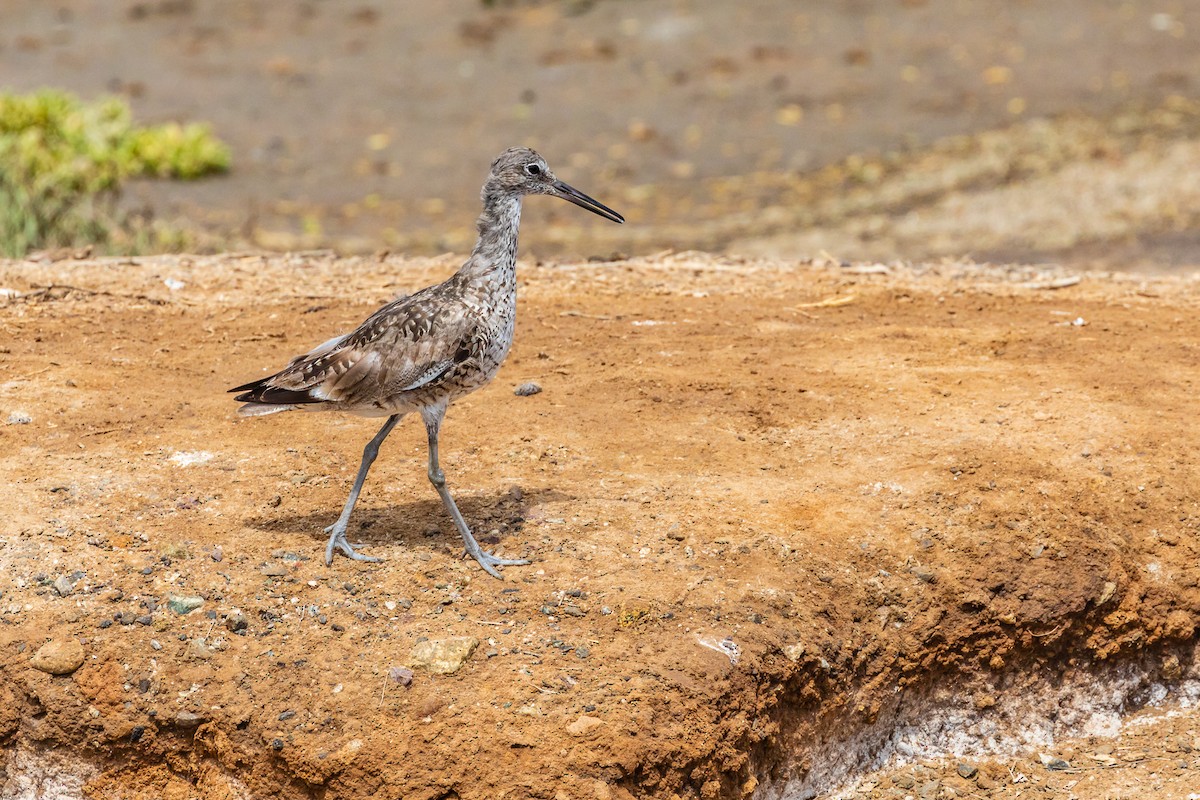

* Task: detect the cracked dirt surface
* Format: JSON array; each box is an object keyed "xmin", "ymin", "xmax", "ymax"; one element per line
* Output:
[{"xmin": 1, "ymin": 253, "xmax": 1199, "ymax": 799}]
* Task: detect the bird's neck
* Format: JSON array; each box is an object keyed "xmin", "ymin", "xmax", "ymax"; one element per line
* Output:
[{"xmin": 458, "ymin": 189, "xmax": 522, "ymax": 285}]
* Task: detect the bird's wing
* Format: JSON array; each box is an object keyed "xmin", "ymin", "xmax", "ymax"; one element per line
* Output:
[{"xmin": 232, "ymin": 291, "xmax": 478, "ymax": 408}]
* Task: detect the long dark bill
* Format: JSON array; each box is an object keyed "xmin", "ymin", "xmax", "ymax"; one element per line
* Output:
[{"xmin": 553, "ymin": 180, "xmax": 625, "ymax": 224}]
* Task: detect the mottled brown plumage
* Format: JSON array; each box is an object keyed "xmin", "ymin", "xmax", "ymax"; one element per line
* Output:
[{"xmin": 231, "ymin": 147, "xmax": 623, "ymax": 577}]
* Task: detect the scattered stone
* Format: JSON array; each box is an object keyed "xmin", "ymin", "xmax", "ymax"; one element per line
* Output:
[
  {"xmin": 210, "ymin": 546, "xmax": 224, "ymax": 563},
  {"xmin": 271, "ymin": 738, "xmax": 284, "ymax": 751},
  {"xmin": 98, "ymin": 619, "xmax": 112, "ymax": 629},
  {"xmin": 566, "ymin": 715, "xmax": 604, "ymax": 737},
  {"xmin": 225, "ymin": 613, "xmax": 248, "ymax": 633},
  {"xmin": 576, "ymin": 646, "xmax": 590, "ymax": 659},
  {"xmin": 137, "ymin": 678, "xmax": 151, "ymax": 693},
  {"xmin": 6, "ymin": 411, "xmax": 32, "ymax": 425},
  {"xmin": 389, "ymin": 666, "xmax": 414, "ymax": 686},
  {"xmin": 1097, "ymin": 580, "xmax": 1117, "ymax": 606},
  {"xmin": 317, "ymin": 614, "xmax": 328, "ymax": 625},
  {"xmin": 150, "ymin": 640, "xmax": 162, "ymax": 651},
  {"xmin": 331, "ymin": 623, "xmax": 345, "ymax": 632},
  {"xmin": 1039, "ymin": 753, "xmax": 1070, "ymax": 770},
  {"xmin": 278, "ymin": 710, "xmax": 296, "ymax": 721},
  {"xmin": 783, "ymin": 643, "xmax": 806, "ymax": 662},
  {"xmin": 409, "ymin": 636, "xmax": 479, "ymax": 675},
  {"xmin": 30, "ymin": 639, "xmax": 86, "ymax": 675},
  {"xmin": 53, "ymin": 575, "xmax": 74, "ymax": 597},
  {"xmin": 129, "ymin": 725, "xmax": 145, "ymax": 743},
  {"xmin": 911, "ymin": 567, "xmax": 937, "ymax": 583},
  {"xmin": 261, "ymin": 564, "xmax": 288, "ymax": 577},
  {"xmin": 135, "ymin": 614, "xmax": 153, "ymax": 626},
  {"xmin": 513, "ymin": 382, "xmax": 542, "ymax": 396},
  {"xmin": 1163, "ymin": 653, "xmax": 1184, "ymax": 680},
  {"xmin": 562, "ymin": 604, "xmax": 585, "ymax": 617},
  {"xmin": 956, "ymin": 762, "xmax": 977, "ymax": 779},
  {"xmin": 175, "ymin": 711, "xmax": 204, "ymax": 729},
  {"xmin": 892, "ymin": 774, "xmax": 915, "ymax": 789},
  {"xmin": 167, "ymin": 595, "xmax": 205, "ymax": 615},
  {"xmin": 917, "ymin": 779, "xmax": 940, "ymax": 799}
]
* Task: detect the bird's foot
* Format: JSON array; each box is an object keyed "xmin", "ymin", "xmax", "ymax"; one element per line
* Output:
[
  {"xmin": 324, "ymin": 524, "xmax": 381, "ymax": 566},
  {"xmin": 465, "ymin": 547, "xmax": 530, "ymax": 579}
]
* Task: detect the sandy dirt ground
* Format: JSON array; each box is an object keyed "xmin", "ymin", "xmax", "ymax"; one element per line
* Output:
[{"xmin": 1, "ymin": 252, "xmax": 1199, "ymax": 799}]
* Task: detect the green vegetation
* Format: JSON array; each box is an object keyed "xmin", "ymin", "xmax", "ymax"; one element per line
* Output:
[{"xmin": 0, "ymin": 89, "xmax": 230, "ymax": 257}]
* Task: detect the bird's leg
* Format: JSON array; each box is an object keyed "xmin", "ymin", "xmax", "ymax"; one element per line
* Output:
[
  {"xmin": 421, "ymin": 405, "xmax": 529, "ymax": 579},
  {"xmin": 324, "ymin": 414, "xmax": 402, "ymax": 565}
]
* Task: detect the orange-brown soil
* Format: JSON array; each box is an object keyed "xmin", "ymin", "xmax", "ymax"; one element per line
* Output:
[{"xmin": 1, "ymin": 253, "xmax": 1198, "ymax": 799}]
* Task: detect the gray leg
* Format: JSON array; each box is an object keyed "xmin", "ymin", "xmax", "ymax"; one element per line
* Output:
[
  {"xmin": 421, "ymin": 405, "xmax": 529, "ymax": 579},
  {"xmin": 324, "ymin": 414, "xmax": 402, "ymax": 565}
]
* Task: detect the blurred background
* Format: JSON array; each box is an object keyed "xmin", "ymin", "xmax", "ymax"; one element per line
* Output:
[{"xmin": 2, "ymin": 0, "xmax": 1198, "ymax": 270}]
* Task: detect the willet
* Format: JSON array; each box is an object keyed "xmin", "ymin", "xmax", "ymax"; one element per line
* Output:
[{"xmin": 231, "ymin": 147, "xmax": 624, "ymax": 577}]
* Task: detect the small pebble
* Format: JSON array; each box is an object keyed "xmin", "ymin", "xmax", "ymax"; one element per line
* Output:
[
  {"xmin": 30, "ymin": 640, "xmax": 86, "ymax": 675},
  {"xmin": 271, "ymin": 738, "xmax": 284, "ymax": 751},
  {"xmin": 129, "ymin": 726, "xmax": 145, "ymax": 744},
  {"xmin": 576, "ymin": 646, "xmax": 590, "ymax": 659},
  {"xmin": 513, "ymin": 382, "xmax": 542, "ymax": 396},
  {"xmin": 175, "ymin": 711, "xmax": 204, "ymax": 729},
  {"xmin": 135, "ymin": 614, "xmax": 153, "ymax": 626},
  {"xmin": 388, "ymin": 666, "xmax": 414, "ymax": 686},
  {"xmin": 150, "ymin": 640, "xmax": 162, "ymax": 651},
  {"xmin": 98, "ymin": 619, "xmax": 113, "ymax": 629},
  {"xmin": 140, "ymin": 566, "xmax": 153, "ymax": 576},
  {"xmin": 138, "ymin": 679, "xmax": 151, "ymax": 693},
  {"xmin": 167, "ymin": 595, "xmax": 204, "ymax": 615},
  {"xmin": 956, "ymin": 763, "xmax": 977, "ymax": 779},
  {"xmin": 225, "ymin": 614, "xmax": 248, "ymax": 633},
  {"xmin": 317, "ymin": 614, "xmax": 328, "ymax": 625},
  {"xmin": 53, "ymin": 575, "xmax": 74, "ymax": 597},
  {"xmin": 331, "ymin": 623, "xmax": 345, "ymax": 632},
  {"xmin": 210, "ymin": 546, "xmax": 224, "ymax": 563},
  {"xmin": 278, "ymin": 710, "xmax": 296, "ymax": 721},
  {"xmin": 1040, "ymin": 753, "xmax": 1070, "ymax": 770}
]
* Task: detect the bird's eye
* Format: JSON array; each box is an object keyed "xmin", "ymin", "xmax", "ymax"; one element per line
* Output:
[{"xmin": 525, "ymin": 163, "xmax": 541, "ymax": 176}]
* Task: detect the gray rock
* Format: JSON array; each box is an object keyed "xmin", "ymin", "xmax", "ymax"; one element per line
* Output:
[
  {"xmin": 513, "ymin": 382, "xmax": 542, "ymax": 396},
  {"xmin": 1039, "ymin": 753, "xmax": 1070, "ymax": 770},
  {"xmin": 956, "ymin": 762, "xmax": 977, "ymax": 779},
  {"xmin": 175, "ymin": 711, "xmax": 204, "ymax": 729},
  {"xmin": 167, "ymin": 595, "xmax": 205, "ymax": 615},
  {"xmin": 53, "ymin": 575, "xmax": 74, "ymax": 597}
]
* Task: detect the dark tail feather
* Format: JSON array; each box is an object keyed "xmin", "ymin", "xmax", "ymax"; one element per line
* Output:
[{"xmin": 230, "ymin": 377, "xmax": 323, "ymax": 406}]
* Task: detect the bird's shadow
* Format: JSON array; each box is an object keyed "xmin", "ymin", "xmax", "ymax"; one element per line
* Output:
[{"xmin": 245, "ymin": 486, "xmax": 571, "ymax": 553}]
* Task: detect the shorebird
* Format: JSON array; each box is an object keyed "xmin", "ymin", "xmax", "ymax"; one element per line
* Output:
[{"xmin": 231, "ymin": 147, "xmax": 624, "ymax": 577}]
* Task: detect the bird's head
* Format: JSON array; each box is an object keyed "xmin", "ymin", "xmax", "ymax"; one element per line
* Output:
[{"xmin": 487, "ymin": 146, "xmax": 624, "ymax": 224}]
